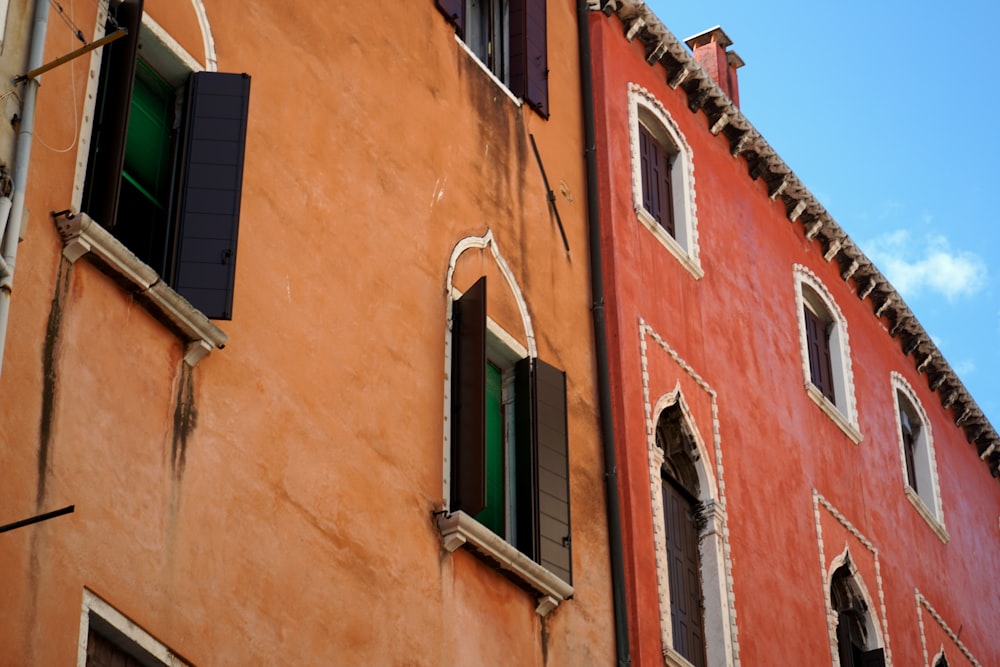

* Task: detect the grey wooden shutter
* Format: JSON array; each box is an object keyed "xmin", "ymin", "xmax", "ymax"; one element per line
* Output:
[
  {"xmin": 515, "ymin": 357, "xmax": 571, "ymax": 583},
  {"xmin": 82, "ymin": 0, "xmax": 143, "ymax": 229},
  {"xmin": 450, "ymin": 277, "xmax": 487, "ymax": 516},
  {"xmin": 435, "ymin": 0, "xmax": 465, "ymax": 36},
  {"xmin": 509, "ymin": 0, "xmax": 549, "ymax": 117},
  {"xmin": 172, "ymin": 72, "xmax": 251, "ymax": 319}
]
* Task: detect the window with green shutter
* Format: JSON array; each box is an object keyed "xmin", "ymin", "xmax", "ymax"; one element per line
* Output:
[
  {"xmin": 450, "ymin": 276, "xmax": 572, "ymax": 584},
  {"xmin": 81, "ymin": 0, "xmax": 251, "ymax": 320}
]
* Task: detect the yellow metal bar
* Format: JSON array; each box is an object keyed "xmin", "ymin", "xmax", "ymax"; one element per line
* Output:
[{"xmin": 14, "ymin": 28, "xmax": 126, "ymax": 84}]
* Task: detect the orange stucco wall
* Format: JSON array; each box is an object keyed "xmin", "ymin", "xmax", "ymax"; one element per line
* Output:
[
  {"xmin": 590, "ymin": 11, "xmax": 1000, "ymax": 667},
  {"xmin": 0, "ymin": 1, "xmax": 615, "ymax": 664}
]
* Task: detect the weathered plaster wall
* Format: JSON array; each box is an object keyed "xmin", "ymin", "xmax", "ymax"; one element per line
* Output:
[{"xmin": 0, "ymin": 1, "xmax": 614, "ymax": 665}]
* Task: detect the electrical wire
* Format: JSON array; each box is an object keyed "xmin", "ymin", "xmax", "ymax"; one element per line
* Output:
[
  {"xmin": 49, "ymin": 0, "xmax": 86, "ymax": 44},
  {"xmin": 34, "ymin": 0, "xmax": 81, "ymax": 154}
]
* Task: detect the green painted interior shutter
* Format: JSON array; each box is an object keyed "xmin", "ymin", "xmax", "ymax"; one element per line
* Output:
[
  {"xmin": 515, "ymin": 357, "xmax": 571, "ymax": 583},
  {"xmin": 451, "ymin": 277, "xmax": 487, "ymax": 516},
  {"xmin": 476, "ymin": 361, "xmax": 505, "ymax": 535},
  {"xmin": 172, "ymin": 72, "xmax": 251, "ymax": 319},
  {"xmin": 81, "ymin": 0, "xmax": 143, "ymax": 228}
]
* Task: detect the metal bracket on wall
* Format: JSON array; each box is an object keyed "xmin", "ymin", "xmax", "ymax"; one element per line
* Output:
[
  {"xmin": 528, "ymin": 133, "xmax": 570, "ymax": 254},
  {"xmin": 13, "ymin": 28, "xmax": 126, "ymax": 84}
]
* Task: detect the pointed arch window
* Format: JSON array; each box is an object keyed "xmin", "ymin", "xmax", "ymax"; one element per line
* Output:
[
  {"xmin": 830, "ymin": 564, "xmax": 885, "ymax": 667},
  {"xmin": 656, "ymin": 405, "xmax": 707, "ymax": 667}
]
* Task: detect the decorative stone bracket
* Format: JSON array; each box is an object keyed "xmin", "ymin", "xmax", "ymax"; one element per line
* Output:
[
  {"xmin": 53, "ymin": 211, "xmax": 227, "ymax": 366},
  {"xmin": 437, "ymin": 511, "xmax": 573, "ymax": 616}
]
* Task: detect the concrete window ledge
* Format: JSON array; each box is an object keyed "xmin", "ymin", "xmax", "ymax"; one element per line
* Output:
[
  {"xmin": 54, "ymin": 212, "xmax": 227, "ymax": 366},
  {"xmin": 437, "ymin": 511, "xmax": 573, "ymax": 616}
]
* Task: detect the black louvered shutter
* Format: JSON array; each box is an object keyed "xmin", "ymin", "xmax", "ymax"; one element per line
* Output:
[
  {"xmin": 451, "ymin": 277, "xmax": 487, "ymax": 516},
  {"xmin": 435, "ymin": 0, "xmax": 465, "ymax": 36},
  {"xmin": 509, "ymin": 0, "xmax": 549, "ymax": 117},
  {"xmin": 81, "ymin": 0, "xmax": 143, "ymax": 229},
  {"xmin": 515, "ymin": 357, "xmax": 571, "ymax": 583},
  {"xmin": 171, "ymin": 72, "xmax": 251, "ymax": 319}
]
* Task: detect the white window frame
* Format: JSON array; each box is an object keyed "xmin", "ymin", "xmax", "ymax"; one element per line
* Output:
[
  {"xmin": 793, "ymin": 265, "xmax": 861, "ymax": 442},
  {"xmin": 892, "ymin": 372, "xmax": 948, "ymax": 543},
  {"xmin": 77, "ymin": 589, "xmax": 189, "ymax": 666},
  {"xmin": 628, "ymin": 83, "xmax": 701, "ymax": 279}
]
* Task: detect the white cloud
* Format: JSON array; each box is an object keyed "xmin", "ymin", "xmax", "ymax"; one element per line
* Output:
[
  {"xmin": 952, "ymin": 359, "xmax": 976, "ymax": 377},
  {"xmin": 863, "ymin": 231, "xmax": 987, "ymax": 302}
]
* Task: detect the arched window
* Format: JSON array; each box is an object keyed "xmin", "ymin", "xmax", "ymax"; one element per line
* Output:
[
  {"xmin": 628, "ymin": 84, "xmax": 701, "ymax": 278},
  {"xmin": 892, "ymin": 373, "xmax": 947, "ymax": 541},
  {"xmin": 656, "ymin": 404, "xmax": 707, "ymax": 667},
  {"xmin": 794, "ymin": 266, "xmax": 860, "ymax": 441},
  {"xmin": 830, "ymin": 563, "xmax": 885, "ymax": 667}
]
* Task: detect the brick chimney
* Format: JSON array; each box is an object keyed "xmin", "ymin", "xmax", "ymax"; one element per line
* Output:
[{"xmin": 684, "ymin": 26, "xmax": 745, "ymax": 108}]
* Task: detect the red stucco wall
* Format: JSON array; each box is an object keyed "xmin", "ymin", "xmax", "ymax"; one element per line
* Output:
[{"xmin": 590, "ymin": 10, "xmax": 1000, "ymax": 667}]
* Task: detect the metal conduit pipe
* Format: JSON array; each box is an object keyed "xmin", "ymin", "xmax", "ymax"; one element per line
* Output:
[
  {"xmin": 576, "ymin": 1, "xmax": 631, "ymax": 664},
  {"xmin": 0, "ymin": 0, "xmax": 50, "ymax": 378}
]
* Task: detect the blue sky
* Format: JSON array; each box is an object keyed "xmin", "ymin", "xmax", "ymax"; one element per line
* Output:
[{"xmin": 644, "ymin": 0, "xmax": 1000, "ymax": 429}]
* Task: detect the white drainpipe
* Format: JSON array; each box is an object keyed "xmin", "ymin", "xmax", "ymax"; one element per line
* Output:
[{"xmin": 0, "ymin": 0, "xmax": 50, "ymax": 378}]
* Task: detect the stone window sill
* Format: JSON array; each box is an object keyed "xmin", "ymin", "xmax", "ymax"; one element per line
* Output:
[
  {"xmin": 437, "ymin": 510, "xmax": 573, "ymax": 616},
  {"xmin": 806, "ymin": 383, "xmax": 862, "ymax": 444},
  {"xmin": 904, "ymin": 486, "xmax": 950, "ymax": 544},
  {"xmin": 636, "ymin": 208, "xmax": 704, "ymax": 280},
  {"xmin": 663, "ymin": 646, "xmax": 698, "ymax": 667},
  {"xmin": 54, "ymin": 212, "xmax": 227, "ymax": 366}
]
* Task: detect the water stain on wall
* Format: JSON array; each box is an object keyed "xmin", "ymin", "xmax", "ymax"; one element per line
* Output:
[
  {"xmin": 170, "ymin": 362, "xmax": 198, "ymax": 478},
  {"xmin": 36, "ymin": 257, "xmax": 72, "ymax": 508}
]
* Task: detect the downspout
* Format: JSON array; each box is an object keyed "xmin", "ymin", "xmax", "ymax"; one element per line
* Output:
[
  {"xmin": 0, "ymin": 0, "xmax": 50, "ymax": 378},
  {"xmin": 576, "ymin": 1, "xmax": 631, "ymax": 664}
]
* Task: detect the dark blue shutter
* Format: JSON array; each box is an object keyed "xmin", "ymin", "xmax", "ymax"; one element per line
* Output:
[
  {"xmin": 451, "ymin": 277, "xmax": 487, "ymax": 516},
  {"xmin": 509, "ymin": 0, "xmax": 548, "ymax": 117},
  {"xmin": 82, "ymin": 0, "xmax": 143, "ymax": 229},
  {"xmin": 172, "ymin": 72, "xmax": 251, "ymax": 320},
  {"xmin": 435, "ymin": 0, "xmax": 465, "ymax": 37},
  {"xmin": 516, "ymin": 357, "xmax": 571, "ymax": 583}
]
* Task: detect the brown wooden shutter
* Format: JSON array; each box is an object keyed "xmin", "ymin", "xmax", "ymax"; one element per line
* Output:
[
  {"xmin": 804, "ymin": 305, "xmax": 835, "ymax": 402},
  {"xmin": 171, "ymin": 72, "xmax": 251, "ymax": 319},
  {"xmin": 435, "ymin": 0, "xmax": 465, "ymax": 36},
  {"xmin": 659, "ymin": 144, "xmax": 676, "ymax": 237},
  {"xmin": 509, "ymin": 0, "xmax": 549, "ymax": 117},
  {"xmin": 663, "ymin": 475, "xmax": 706, "ymax": 667},
  {"xmin": 450, "ymin": 277, "xmax": 487, "ymax": 516},
  {"xmin": 81, "ymin": 0, "xmax": 143, "ymax": 229},
  {"xmin": 515, "ymin": 357, "xmax": 571, "ymax": 582},
  {"xmin": 639, "ymin": 125, "xmax": 657, "ymax": 219}
]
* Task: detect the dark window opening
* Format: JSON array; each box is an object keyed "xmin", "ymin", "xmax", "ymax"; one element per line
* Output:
[
  {"xmin": 435, "ymin": 0, "xmax": 549, "ymax": 116},
  {"xmin": 656, "ymin": 405, "xmax": 706, "ymax": 667},
  {"xmin": 898, "ymin": 393, "xmax": 921, "ymax": 492},
  {"xmin": 81, "ymin": 0, "xmax": 251, "ymax": 319},
  {"xmin": 450, "ymin": 276, "xmax": 572, "ymax": 583},
  {"xmin": 639, "ymin": 122, "xmax": 676, "ymax": 237},
  {"xmin": 86, "ymin": 616, "xmax": 167, "ymax": 667},
  {"xmin": 831, "ymin": 564, "xmax": 885, "ymax": 667}
]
